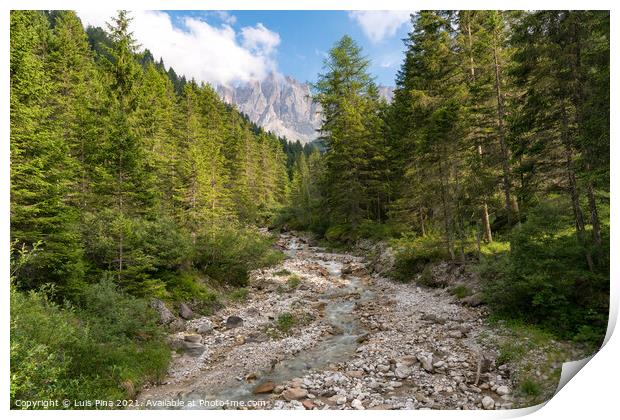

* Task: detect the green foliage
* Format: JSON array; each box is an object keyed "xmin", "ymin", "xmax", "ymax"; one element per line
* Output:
[
  {"xmin": 480, "ymin": 197, "xmax": 608, "ymax": 343},
  {"xmin": 496, "ymin": 341, "xmax": 526, "ymax": 366},
  {"xmin": 10, "ymin": 280, "xmax": 169, "ymax": 407},
  {"xmin": 287, "ymin": 275, "xmax": 301, "ymax": 290},
  {"xmin": 520, "ymin": 378, "xmax": 542, "ymax": 397},
  {"xmin": 195, "ymin": 226, "xmax": 283, "ymax": 287},
  {"xmin": 391, "ymin": 233, "xmax": 449, "ymax": 281},
  {"xmin": 228, "ymin": 288, "xmax": 249, "ymax": 302},
  {"xmin": 450, "ymin": 284, "xmax": 472, "ymax": 299},
  {"xmin": 276, "ymin": 313, "xmax": 296, "ymax": 333}
]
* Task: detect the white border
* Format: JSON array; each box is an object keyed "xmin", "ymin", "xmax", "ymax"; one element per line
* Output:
[{"xmin": 1, "ymin": 1, "xmax": 617, "ymax": 419}]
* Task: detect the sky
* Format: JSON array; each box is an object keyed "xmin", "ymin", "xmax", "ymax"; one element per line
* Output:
[{"xmin": 76, "ymin": 10, "xmax": 414, "ymax": 87}]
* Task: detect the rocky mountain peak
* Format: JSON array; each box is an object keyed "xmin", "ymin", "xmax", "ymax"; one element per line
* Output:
[{"xmin": 217, "ymin": 73, "xmax": 393, "ymax": 144}]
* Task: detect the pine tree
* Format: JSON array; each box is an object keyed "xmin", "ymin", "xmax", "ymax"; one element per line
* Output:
[
  {"xmin": 10, "ymin": 10, "xmax": 85, "ymax": 293},
  {"xmin": 313, "ymin": 35, "xmax": 387, "ymax": 228}
]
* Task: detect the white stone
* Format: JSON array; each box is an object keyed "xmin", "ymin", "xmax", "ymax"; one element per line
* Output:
[
  {"xmin": 351, "ymin": 399, "xmax": 365, "ymax": 410},
  {"xmin": 481, "ymin": 396, "xmax": 495, "ymax": 410}
]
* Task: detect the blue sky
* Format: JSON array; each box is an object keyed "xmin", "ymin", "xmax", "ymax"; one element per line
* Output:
[{"xmin": 78, "ymin": 10, "xmax": 413, "ymax": 87}]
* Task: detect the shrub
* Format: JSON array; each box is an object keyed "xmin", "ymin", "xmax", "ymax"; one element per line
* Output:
[
  {"xmin": 480, "ymin": 196, "xmax": 609, "ymax": 343},
  {"xmin": 195, "ymin": 225, "xmax": 283, "ymax": 287},
  {"xmin": 451, "ymin": 284, "xmax": 472, "ymax": 299},
  {"xmin": 391, "ymin": 233, "xmax": 449, "ymax": 281},
  {"xmin": 10, "ymin": 279, "xmax": 170, "ymax": 408}
]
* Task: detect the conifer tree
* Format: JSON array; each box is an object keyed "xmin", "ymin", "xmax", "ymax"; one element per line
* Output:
[{"xmin": 10, "ymin": 10, "xmax": 85, "ymax": 293}]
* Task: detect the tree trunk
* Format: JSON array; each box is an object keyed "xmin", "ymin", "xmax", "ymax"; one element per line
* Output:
[
  {"xmin": 561, "ymin": 107, "xmax": 594, "ymax": 271},
  {"xmin": 438, "ymin": 154, "xmax": 455, "ymax": 260},
  {"xmin": 493, "ymin": 40, "xmax": 515, "ymax": 231},
  {"xmin": 467, "ymin": 14, "xmax": 493, "ymax": 243}
]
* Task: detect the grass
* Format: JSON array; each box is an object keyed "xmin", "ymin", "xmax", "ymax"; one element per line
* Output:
[
  {"xmin": 481, "ymin": 317, "xmax": 591, "ymax": 408},
  {"xmin": 287, "ymin": 275, "xmax": 301, "ymax": 289},
  {"xmin": 450, "ymin": 284, "xmax": 472, "ymax": 299},
  {"xmin": 276, "ymin": 312, "xmax": 296, "ymax": 333},
  {"xmin": 520, "ymin": 378, "xmax": 542, "ymax": 397},
  {"xmin": 228, "ymin": 287, "xmax": 249, "ymax": 302}
]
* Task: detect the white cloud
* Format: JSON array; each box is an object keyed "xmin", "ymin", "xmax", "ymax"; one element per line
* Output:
[
  {"xmin": 348, "ymin": 10, "xmax": 412, "ymax": 43},
  {"xmin": 240, "ymin": 23, "xmax": 281, "ymax": 55},
  {"xmin": 76, "ymin": 10, "xmax": 280, "ymax": 86},
  {"xmin": 212, "ymin": 11, "xmax": 236, "ymax": 25}
]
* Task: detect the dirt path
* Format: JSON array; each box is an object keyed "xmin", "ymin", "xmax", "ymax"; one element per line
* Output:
[{"xmin": 136, "ymin": 232, "xmax": 519, "ymax": 410}]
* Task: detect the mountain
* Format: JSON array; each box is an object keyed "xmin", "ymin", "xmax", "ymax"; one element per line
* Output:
[{"xmin": 217, "ymin": 73, "xmax": 393, "ymax": 144}]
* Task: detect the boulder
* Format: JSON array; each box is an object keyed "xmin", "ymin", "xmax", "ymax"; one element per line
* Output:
[
  {"xmin": 194, "ymin": 319, "xmax": 214, "ymax": 335},
  {"xmin": 182, "ymin": 341, "xmax": 206, "ymax": 357},
  {"xmin": 179, "ymin": 303, "xmax": 194, "ymax": 320},
  {"xmin": 150, "ymin": 298, "xmax": 175, "ymax": 325},
  {"xmin": 301, "ymin": 399, "xmax": 315, "ymax": 410},
  {"xmin": 282, "ymin": 387, "xmax": 308, "ymax": 401},
  {"xmin": 183, "ymin": 333, "xmax": 202, "ymax": 343},
  {"xmin": 481, "ymin": 396, "xmax": 495, "ymax": 410},
  {"xmin": 253, "ymin": 381, "xmax": 276, "ymax": 394},
  {"xmin": 226, "ymin": 315, "xmax": 244, "ymax": 328}
]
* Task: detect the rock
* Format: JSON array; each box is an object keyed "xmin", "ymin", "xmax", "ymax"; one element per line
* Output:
[
  {"xmin": 253, "ymin": 381, "xmax": 276, "ymax": 394},
  {"xmin": 245, "ymin": 332, "xmax": 269, "ymax": 343},
  {"xmin": 462, "ymin": 293, "xmax": 485, "ymax": 307},
  {"xmin": 356, "ymin": 333, "xmax": 370, "ymax": 343},
  {"xmin": 335, "ymin": 395, "xmax": 347, "ymax": 405},
  {"xmin": 448, "ymin": 330, "xmax": 463, "ymax": 339},
  {"xmin": 390, "ymin": 381, "xmax": 403, "ymax": 388},
  {"xmin": 480, "ymin": 353, "xmax": 495, "ymax": 373},
  {"xmin": 346, "ymin": 370, "xmax": 365, "ymax": 378},
  {"xmin": 421, "ymin": 313, "xmax": 446, "ymax": 324},
  {"xmin": 234, "ymin": 335, "xmax": 245, "ymax": 345},
  {"xmin": 182, "ymin": 341, "xmax": 206, "ymax": 357},
  {"xmin": 351, "ymin": 399, "xmax": 365, "ymax": 410},
  {"xmin": 195, "ymin": 319, "xmax": 214, "ymax": 335},
  {"xmin": 433, "ymin": 360, "xmax": 446, "ymax": 369},
  {"xmin": 377, "ymin": 364, "xmax": 390, "ymax": 373},
  {"xmin": 179, "ymin": 303, "xmax": 194, "ymax": 320},
  {"xmin": 395, "ymin": 366, "xmax": 412, "ymax": 379},
  {"xmin": 301, "ymin": 399, "xmax": 315, "ymax": 410},
  {"xmin": 226, "ymin": 315, "xmax": 244, "ymax": 328},
  {"xmin": 417, "ymin": 353, "xmax": 434, "ymax": 372},
  {"xmin": 481, "ymin": 396, "xmax": 495, "ymax": 410},
  {"xmin": 282, "ymin": 387, "xmax": 308, "ymax": 401},
  {"xmin": 397, "ymin": 355, "xmax": 418, "ymax": 367},
  {"xmin": 150, "ymin": 298, "xmax": 175, "ymax": 324},
  {"xmin": 168, "ymin": 318, "xmax": 186, "ymax": 333},
  {"xmin": 183, "ymin": 333, "xmax": 202, "ymax": 343},
  {"xmin": 496, "ymin": 385, "xmax": 510, "ymax": 396}
]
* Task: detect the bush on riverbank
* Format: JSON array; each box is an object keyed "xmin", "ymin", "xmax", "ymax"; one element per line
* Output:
[
  {"xmin": 478, "ymin": 198, "xmax": 609, "ymax": 344},
  {"xmin": 10, "ymin": 280, "xmax": 169, "ymax": 408}
]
